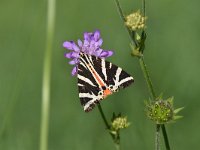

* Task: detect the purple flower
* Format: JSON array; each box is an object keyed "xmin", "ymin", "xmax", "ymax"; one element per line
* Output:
[{"xmin": 63, "ymin": 30, "xmax": 114, "ymax": 76}]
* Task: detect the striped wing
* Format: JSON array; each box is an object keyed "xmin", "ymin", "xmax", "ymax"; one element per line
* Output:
[{"xmin": 78, "ymin": 53, "xmax": 134, "ymax": 112}]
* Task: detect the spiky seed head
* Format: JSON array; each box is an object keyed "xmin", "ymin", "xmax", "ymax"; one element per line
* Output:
[{"xmin": 146, "ymin": 99, "xmax": 173, "ymax": 124}]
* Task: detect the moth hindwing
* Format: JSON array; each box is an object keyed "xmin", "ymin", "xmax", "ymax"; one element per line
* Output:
[{"xmin": 77, "ymin": 53, "xmax": 134, "ymax": 112}]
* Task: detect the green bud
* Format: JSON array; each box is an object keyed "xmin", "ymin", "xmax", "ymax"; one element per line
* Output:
[
  {"xmin": 110, "ymin": 113, "xmax": 130, "ymax": 135},
  {"xmin": 146, "ymin": 97, "xmax": 174, "ymax": 124},
  {"xmin": 146, "ymin": 96, "xmax": 184, "ymax": 124}
]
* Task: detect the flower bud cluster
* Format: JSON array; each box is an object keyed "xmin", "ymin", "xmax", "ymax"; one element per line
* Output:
[
  {"xmin": 110, "ymin": 113, "xmax": 130, "ymax": 135},
  {"xmin": 125, "ymin": 10, "xmax": 146, "ymax": 31}
]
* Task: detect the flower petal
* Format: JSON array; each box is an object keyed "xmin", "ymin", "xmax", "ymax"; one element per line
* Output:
[
  {"xmin": 100, "ymin": 50, "xmax": 114, "ymax": 58},
  {"xmin": 77, "ymin": 39, "xmax": 83, "ymax": 47},
  {"xmin": 69, "ymin": 60, "xmax": 76, "ymax": 65},
  {"xmin": 100, "ymin": 51, "xmax": 108, "ymax": 57},
  {"xmin": 71, "ymin": 52, "xmax": 79, "ymax": 58},
  {"xmin": 106, "ymin": 50, "xmax": 114, "ymax": 57},
  {"xmin": 84, "ymin": 32, "xmax": 90, "ymax": 41},
  {"xmin": 63, "ymin": 41, "xmax": 74, "ymax": 50},
  {"xmin": 71, "ymin": 66, "xmax": 78, "ymax": 76},
  {"xmin": 72, "ymin": 43, "xmax": 80, "ymax": 52},
  {"xmin": 65, "ymin": 52, "xmax": 73, "ymax": 59},
  {"xmin": 90, "ymin": 40, "xmax": 95, "ymax": 45},
  {"xmin": 83, "ymin": 40, "xmax": 89, "ymax": 46},
  {"xmin": 65, "ymin": 52, "xmax": 79, "ymax": 59},
  {"xmin": 69, "ymin": 58, "xmax": 79, "ymax": 65},
  {"xmin": 94, "ymin": 49, "xmax": 103, "ymax": 56},
  {"xmin": 96, "ymin": 38, "xmax": 103, "ymax": 47},
  {"xmin": 94, "ymin": 30, "xmax": 100, "ymax": 41}
]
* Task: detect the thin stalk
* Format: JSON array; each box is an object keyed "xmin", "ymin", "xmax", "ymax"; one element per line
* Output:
[
  {"xmin": 139, "ymin": 57, "xmax": 156, "ymax": 100},
  {"xmin": 114, "ymin": 0, "xmax": 138, "ymax": 47},
  {"xmin": 97, "ymin": 104, "xmax": 120, "ymax": 150},
  {"xmin": 40, "ymin": 0, "xmax": 56, "ymax": 150},
  {"xmin": 156, "ymin": 124, "xmax": 161, "ymax": 150},
  {"xmin": 115, "ymin": 144, "xmax": 120, "ymax": 150},
  {"xmin": 142, "ymin": 0, "xmax": 146, "ymax": 21},
  {"xmin": 161, "ymin": 124, "xmax": 170, "ymax": 150},
  {"xmin": 139, "ymin": 57, "xmax": 170, "ymax": 150},
  {"xmin": 97, "ymin": 104, "xmax": 110, "ymax": 129}
]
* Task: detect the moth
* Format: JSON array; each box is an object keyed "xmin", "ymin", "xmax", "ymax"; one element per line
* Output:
[{"xmin": 78, "ymin": 53, "xmax": 134, "ymax": 112}]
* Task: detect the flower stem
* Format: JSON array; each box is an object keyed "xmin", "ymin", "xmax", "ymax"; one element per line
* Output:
[
  {"xmin": 142, "ymin": 0, "xmax": 146, "ymax": 21},
  {"xmin": 115, "ymin": 143, "xmax": 120, "ymax": 150},
  {"xmin": 40, "ymin": 0, "xmax": 56, "ymax": 150},
  {"xmin": 139, "ymin": 56, "xmax": 171, "ymax": 150},
  {"xmin": 156, "ymin": 124, "xmax": 161, "ymax": 150},
  {"xmin": 97, "ymin": 104, "xmax": 110, "ymax": 129},
  {"xmin": 114, "ymin": 0, "xmax": 138, "ymax": 47},
  {"xmin": 161, "ymin": 124, "xmax": 170, "ymax": 150},
  {"xmin": 97, "ymin": 104, "xmax": 120, "ymax": 150},
  {"xmin": 139, "ymin": 57, "xmax": 156, "ymax": 100}
]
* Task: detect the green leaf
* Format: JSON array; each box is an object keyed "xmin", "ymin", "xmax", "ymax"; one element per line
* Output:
[
  {"xmin": 174, "ymin": 107, "xmax": 184, "ymax": 114},
  {"xmin": 167, "ymin": 96, "xmax": 174, "ymax": 105},
  {"xmin": 173, "ymin": 115, "xmax": 183, "ymax": 120}
]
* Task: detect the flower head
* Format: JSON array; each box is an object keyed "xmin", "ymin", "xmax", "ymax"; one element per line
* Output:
[
  {"xmin": 63, "ymin": 30, "xmax": 114, "ymax": 76},
  {"xmin": 125, "ymin": 10, "xmax": 146, "ymax": 31},
  {"xmin": 146, "ymin": 96, "xmax": 183, "ymax": 124},
  {"xmin": 111, "ymin": 116, "xmax": 130, "ymax": 131},
  {"xmin": 110, "ymin": 113, "xmax": 130, "ymax": 136}
]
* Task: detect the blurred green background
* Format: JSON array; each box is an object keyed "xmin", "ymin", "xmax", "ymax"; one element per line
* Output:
[{"xmin": 0, "ymin": 0, "xmax": 200, "ymax": 149}]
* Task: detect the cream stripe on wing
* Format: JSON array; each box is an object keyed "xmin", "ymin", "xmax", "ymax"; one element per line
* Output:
[
  {"xmin": 88, "ymin": 55, "xmax": 94, "ymax": 65},
  {"xmin": 79, "ymin": 61, "xmax": 87, "ymax": 69},
  {"xmin": 78, "ymin": 74, "xmax": 96, "ymax": 87},
  {"xmin": 79, "ymin": 92, "xmax": 103, "ymax": 111},
  {"xmin": 109, "ymin": 62, "xmax": 112, "ymax": 69},
  {"xmin": 80, "ymin": 56, "xmax": 89, "ymax": 68},
  {"xmin": 101, "ymin": 59, "xmax": 107, "ymax": 80},
  {"xmin": 78, "ymin": 83, "xmax": 84, "ymax": 86},
  {"xmin": 115, "ymin": 67, "xmax": 122, "ymax": 83},
  {"xmin": 119, "ymin": 76, "xmax": 134, "ymax": 85},
  {"xmin": 79, "ymin": 93, "xmax": 98, "ymax": 99}
]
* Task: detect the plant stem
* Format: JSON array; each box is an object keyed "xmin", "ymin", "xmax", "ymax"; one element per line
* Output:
[
  {"xmin": 115, "ymin": 143, "xmax": 120, "ymax": 150},
  {"xmin": 139, "ymin": 57, "xmax": 156, "ymax": 100},
  {"xmin": 114, "ymin": 0, "xmax": 138, "ymax": 47},
  {"xmin": 139, "ymin": 57, "xmax": 170, "ymax": 150},
  {"xmin": 156, "ymin": 124, "xmax": 161, "ymax": 150},
  {"xmin": 97, "ymin": 104, "xmax": 110, "ymax": 130},
  {"xmin": 114, "ymin": 0, "xmax": 171, "ymax": 149},
  {"xmin": 161, "ymin": 124, "xmax": 170, "ymax": 150},
  {"xmin": 142, "ymin": 0, "xmax": 146, "ymax": 21},
  {"xmin": 97, "ymin": 104, "xmax": 120, "ymax": 150},
  {"xmin": 40, "ymin": 0, "xmax": 56, "ymax": 150}
]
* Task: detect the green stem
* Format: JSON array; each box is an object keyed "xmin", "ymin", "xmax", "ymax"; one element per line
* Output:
[
  {"xmin": 97, "ymin": 104, "xmax": 120, "ymax": 150},
  {"xmin": 97, "ymin": 104, "xmax": 110, "ymax": 129},
  {"xmin": 142, "ymin": 0, "xmax": 146, "ymax": 21},
  {"xmin": 139, "ymin": 57, "xmax": 170, "ymax": 150},
  {"xmin": 139, "ymin": 57, "xmax": 156, "ymax": 100},
  {"xmin": 156, "ymin": 124, "xmax": 161, "ymax": 150},
  {"xmin": 114, "ymin": 0, "xmax": 138, "ymax": 47},
  {"xmin": 161, "ymin": 124, "xmax": 170, "ymax": 150},
  {"xmin": 114, "ymin": 0, "xmax": 171, "ymax": 149},
  {"xmin": 115, "ymin": 143, "xmax": 120, "ymax": 150},
  {"xmin": 40, "ymin": 0, "xmax": 56, "ymax": 150}
]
